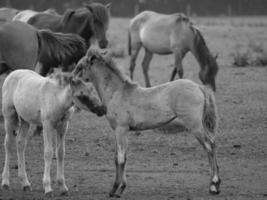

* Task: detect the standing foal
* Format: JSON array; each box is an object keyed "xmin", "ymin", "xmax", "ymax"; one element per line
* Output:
[{"xmin": 1, "ymin": 70, "xmax": 106, "ymax": 196}]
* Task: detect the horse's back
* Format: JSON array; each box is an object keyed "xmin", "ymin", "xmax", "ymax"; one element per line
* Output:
[
  {"xmin": 28, "ymin": 13, "xmax": 61, "ymax": 31},
  {"xmin": 0, "ymin": 21, "xmax": 38, "ymax": 69},
  {"xmin": 130, "ymin": 11, "xmax": 192, "ymax": 54},
  {"xmin": 12, "ymin": 10, "xmax": 38, "ymax": 22}
]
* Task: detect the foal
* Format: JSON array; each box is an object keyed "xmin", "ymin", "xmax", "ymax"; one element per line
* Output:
[
  {"xmin": 74, "ymin": 49, "xmax": 221, "ymax": 197},
  {"xmin": 1, "ymin": 70, "xmax": 106, "ymax": 196}
]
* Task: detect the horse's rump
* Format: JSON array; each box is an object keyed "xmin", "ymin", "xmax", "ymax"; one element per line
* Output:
[{"xmin": 0, "ymin": 21, "xmax": 38, "ymax": 70}]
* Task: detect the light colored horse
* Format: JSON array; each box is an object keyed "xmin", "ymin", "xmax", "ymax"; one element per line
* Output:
[
  {"xmin": 74, "ymin": 49, "xmax": 221, "ymax": 197},
  {"xmin": 1, "ymin": 70, "xmax": 106, "ymax": 196},
  {"xmin": 12, "ymin": 8, "xmax": 58, "ymax": 23},
  {"xmin": 128, "ymin": 11, "xmax": 218, "ymax": 91}
]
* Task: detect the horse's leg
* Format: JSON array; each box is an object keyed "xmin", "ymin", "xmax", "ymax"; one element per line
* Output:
[
  {"xmin": 193, "ymin": 129, "xmax": 220, "ymax": 194},
  {"xmin": 129, "ymin": 43, "xmax": 141, "ymax": 80},
  {"xmin": 142, "ymin": 49, "xmax": 153, "ymax": 87},
  {"xmin": 1, "ymin": 110, "xmax": 18, "ymax": 190},
  {"xmin": 16, "ymin": 119, "xmax": 31, "ymax": 191},
  {"xmin": 55, "ymin": 121, "xmax": 69, "ymax": 195},
  {"xmin": 170, "ymin": 51, "xmax": 183, "ymax": 81},
  {"xmin": 42, "ymin": 121, "xmax": 55, "ymax": 196},
  {"xmin": 109, "ymin": 126, "xmax": 128, "ymax": 197}
]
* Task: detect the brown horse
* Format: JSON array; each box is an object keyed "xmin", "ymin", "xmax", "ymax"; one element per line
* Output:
[
  {"xmin": 129, "ymin": 11, "xmax": 218, "ymax": 91},
  {"xmin": 0, "ymin": 21, "xmax": 86, "ymax": 76},
  {"xmin": 27, "ymin": 2, "xmax": 110, "ymax": 49}
]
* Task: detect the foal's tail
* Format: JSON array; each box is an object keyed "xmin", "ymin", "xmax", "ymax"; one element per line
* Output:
[
  {"xmin": 128, "ymin": 30, "xmax": 131, "ymax": 55},
  {"xmin": 36, "ymin": 29, "xmax": 86, "ymax": 66},
  {"xmin": 200, "ymin": 85, "xmax": 218, "ymax": 139}
]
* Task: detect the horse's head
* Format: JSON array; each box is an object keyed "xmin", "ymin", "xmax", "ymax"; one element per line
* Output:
[
  {"xmin": 73, "ymin": 49, "xmax": 107, "ymax": 82},
  {"xmin": 85, "ymin": 3, "xmax": 111, "ymax": 49},
  {"xmin": 62, "ymin": 3, "xmax": 110, "ymax": 49},
  {"xmin": 70, "ymin": 77, "xmax": 106, "ymax": 116}
]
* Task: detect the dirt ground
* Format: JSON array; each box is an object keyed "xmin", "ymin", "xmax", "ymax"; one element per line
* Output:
[{"xmin": 0, "ymin": 17, "xmax": 267, "ymax": 200}]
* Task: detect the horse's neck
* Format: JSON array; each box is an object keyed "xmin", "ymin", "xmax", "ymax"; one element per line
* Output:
[
  {"xmin": 93, "ymin": 72, "xmax": 124, "ymax": 106},
  {"xmin": 54, "ymin": 84, "xmax": 73, "ymax": 109}
]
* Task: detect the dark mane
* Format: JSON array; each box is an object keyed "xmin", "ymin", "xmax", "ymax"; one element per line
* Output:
[
  {"xmin": 37, "ymin": 29, "xmax": 87, "ymax": 67},
  {"xmin": 86, "ymin": 49, "xmax": 135, "ymax": 86},
  {"xmin": 49, "ymin": 71, "xmax": 73, "ymax": 87}
]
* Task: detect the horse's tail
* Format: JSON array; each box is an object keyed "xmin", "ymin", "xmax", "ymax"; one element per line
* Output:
[
  {"xmin": 200, "ymin": 85, "xmax": 218, "ymax": 140},
  {"xmin": 128, "ymin": 29, "xmax": 131, "ymax": 55},
  {"xmin": 192, "ymin": 27, "xmax": 218, "ymax": 91},
  {"xmin": 36, "ymin": 29, "xmax": 86, "ymax": 67}
]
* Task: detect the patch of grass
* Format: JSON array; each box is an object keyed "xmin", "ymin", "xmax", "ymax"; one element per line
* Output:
[{"xmin": 232, "ymin": 42, "xmax": 267, "ymax": 67}]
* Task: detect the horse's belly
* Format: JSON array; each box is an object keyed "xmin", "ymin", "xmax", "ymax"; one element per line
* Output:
[{"xmin": 140, "ymin": 29, "xmax": 172, "ymax": 54}]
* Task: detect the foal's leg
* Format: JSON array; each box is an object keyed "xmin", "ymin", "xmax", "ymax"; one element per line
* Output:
[
  {"xmin": 109, "ymin": 126, "xmax": 129, "ymax": 197},
  {"xmin": 16, "ymin": 119, "xmax": 31, "ymax": 191},
  {"xmin": 170, "ymin": 51, "xmax": 183, "ymax": 81},
  {"xmin": 142, "ymin": 49, "xmax": 153, "ymax": 87},
  {"xmin": 129, "ymin": 43, "xmax": 141, "ymax": 80},
  {"xmin": 55, "ymin": 121, "xmax": 69, "ymax": 195},
  {"xmin": 1, "ymin": 111, "xmax": 18, "ymax": 189},
  {"xmin": 42, "ymin": 121, "xmax": 56, "ymax": 196},
  {"xmin": 193, "ymin": 129, "xmax": 220, "ymax": 194}
]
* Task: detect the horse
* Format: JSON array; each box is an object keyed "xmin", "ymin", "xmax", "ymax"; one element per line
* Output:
[
  {"xmin": 128, "ymin": 11, "xmax": 219, "ymax": 91},
  {"xmin": 73, "ymin": 49, "xmax": 221, "ymax": 197},
  {"xmin": 12, "ymin": 8, "xmax": 58, "ymax": 23},
  {"xmin": 1, "ymin": 69, "xmax": 106, "ymax": 196},
  {"xmin": 27, "ymin": 2, "xmax": 111, "ymax": 49},
  {"xmin": 0, "ymin": 7, "xmax": 19, "ymax": 22},
  {"xmin": 0, "ymin": 21, "xmax": 86, "ymax": 76}
]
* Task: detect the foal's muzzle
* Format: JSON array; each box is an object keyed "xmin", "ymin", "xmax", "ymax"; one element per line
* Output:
[
  {"xmin": 92, "ymin": 105, "xmax": 107, "ymax": 116},
  {"xmin": 98, "ymin": 40, "xmax": 108, "ymax": 49}
]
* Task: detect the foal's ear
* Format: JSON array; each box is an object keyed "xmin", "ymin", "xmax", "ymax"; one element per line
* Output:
[
  {"xmin": 214, "ymin": 53, "xmax": 219, "ymax": 60},
  {"xmin": 106, "ymin": 3, "xmax": 112, "ymax": 9},
  {"xmin": 62, "ymin": 9, "xmax": 75, "ymax": 25}
]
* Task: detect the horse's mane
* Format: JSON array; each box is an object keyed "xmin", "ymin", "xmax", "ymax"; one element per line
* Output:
[
  {"xmin": 88, "ymin": 3, "xmax": 109, "ymax": 25},
  {"xmin": 86, "ymin": 49, "xmax": 135, "ymax": 87},
  {"xmin": 37, "ymin": 29, "xmax": 86, "ymax": 66},
  {"xmin": 49, "ymin": 72, "xmax": 73, "ymax": 87}
]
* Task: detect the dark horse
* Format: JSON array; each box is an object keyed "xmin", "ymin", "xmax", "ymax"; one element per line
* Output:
[
  {"xmin": 27, "ymin": 2, "xmax": 110, "ymax": 49},
  {"xmin": 0, "ymin": 21, "xmax": 86, "ymax": 76},
  {"xmin": 129, "ymin": 11, "xmax": 218, "ymax": 91}
]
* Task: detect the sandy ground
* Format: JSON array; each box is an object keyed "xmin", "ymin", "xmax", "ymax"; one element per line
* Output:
[{"xmin": 0, "ymin": 17, "xmax": 267, "ymax": 200}]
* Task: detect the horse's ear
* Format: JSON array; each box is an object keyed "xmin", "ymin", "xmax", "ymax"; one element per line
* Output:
[
  {"xmin": 62, "ymin": 9, "xmax": 75, "ymax": 25},
  {"xmin": 106, "ymin": 3, "xmax": 112, "ymax": 9},
  {"xmin": 85, "ymin": 4, "xmax": 94, "ymax": 14},
  {"xmin": 214, "ymin": 53, "xmax": 219, "ymax": 60}
]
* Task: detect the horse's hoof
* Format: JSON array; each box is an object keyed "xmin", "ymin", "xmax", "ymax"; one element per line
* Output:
[
  {"xmin": 45, "ymin": 191, "xmax": 53, "ymax": 197},
  {"xmin": 2, "ymin": 184, "xmax": 10, "ymax": 190},
  {"xmin": 209, "ymin": 178, "xmax": 221, "ymax": 195},
  {"xmin": 23, "ymin": 185, "xmax": 32, "ymax": 191},
  {"xmin": 109, "ymin": 193, "xmax": 121, "ymax": 198},
  {"xmin": 209, "ymin": 184, "xmax": 220, "ymax": 195}
]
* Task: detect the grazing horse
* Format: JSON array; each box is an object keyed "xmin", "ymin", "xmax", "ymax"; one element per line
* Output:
[
  {"xmin": 129, "ymin": 11, "xmax": 218, "ymax": 91},
  {"xmin": 12, "ymin": 8, "xmax": 58, "ymax": 23},
  {"xmin": 0, "ymin": 7, "xmax": 19, "ymax": 22},
  {"xmin": 1, "ymin": 69, "xmax": 106, "ymax": 196},
  {"xmin": 0, "ymin": 21, "xmax": 86, "ymax": 76},
  {"xmin": 27, "ymin": 2, "xmax": 110, "ymax": 49},
  {"xmin": 73, "ymin": 49, "xmax": 221, "ymax": 197}
]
